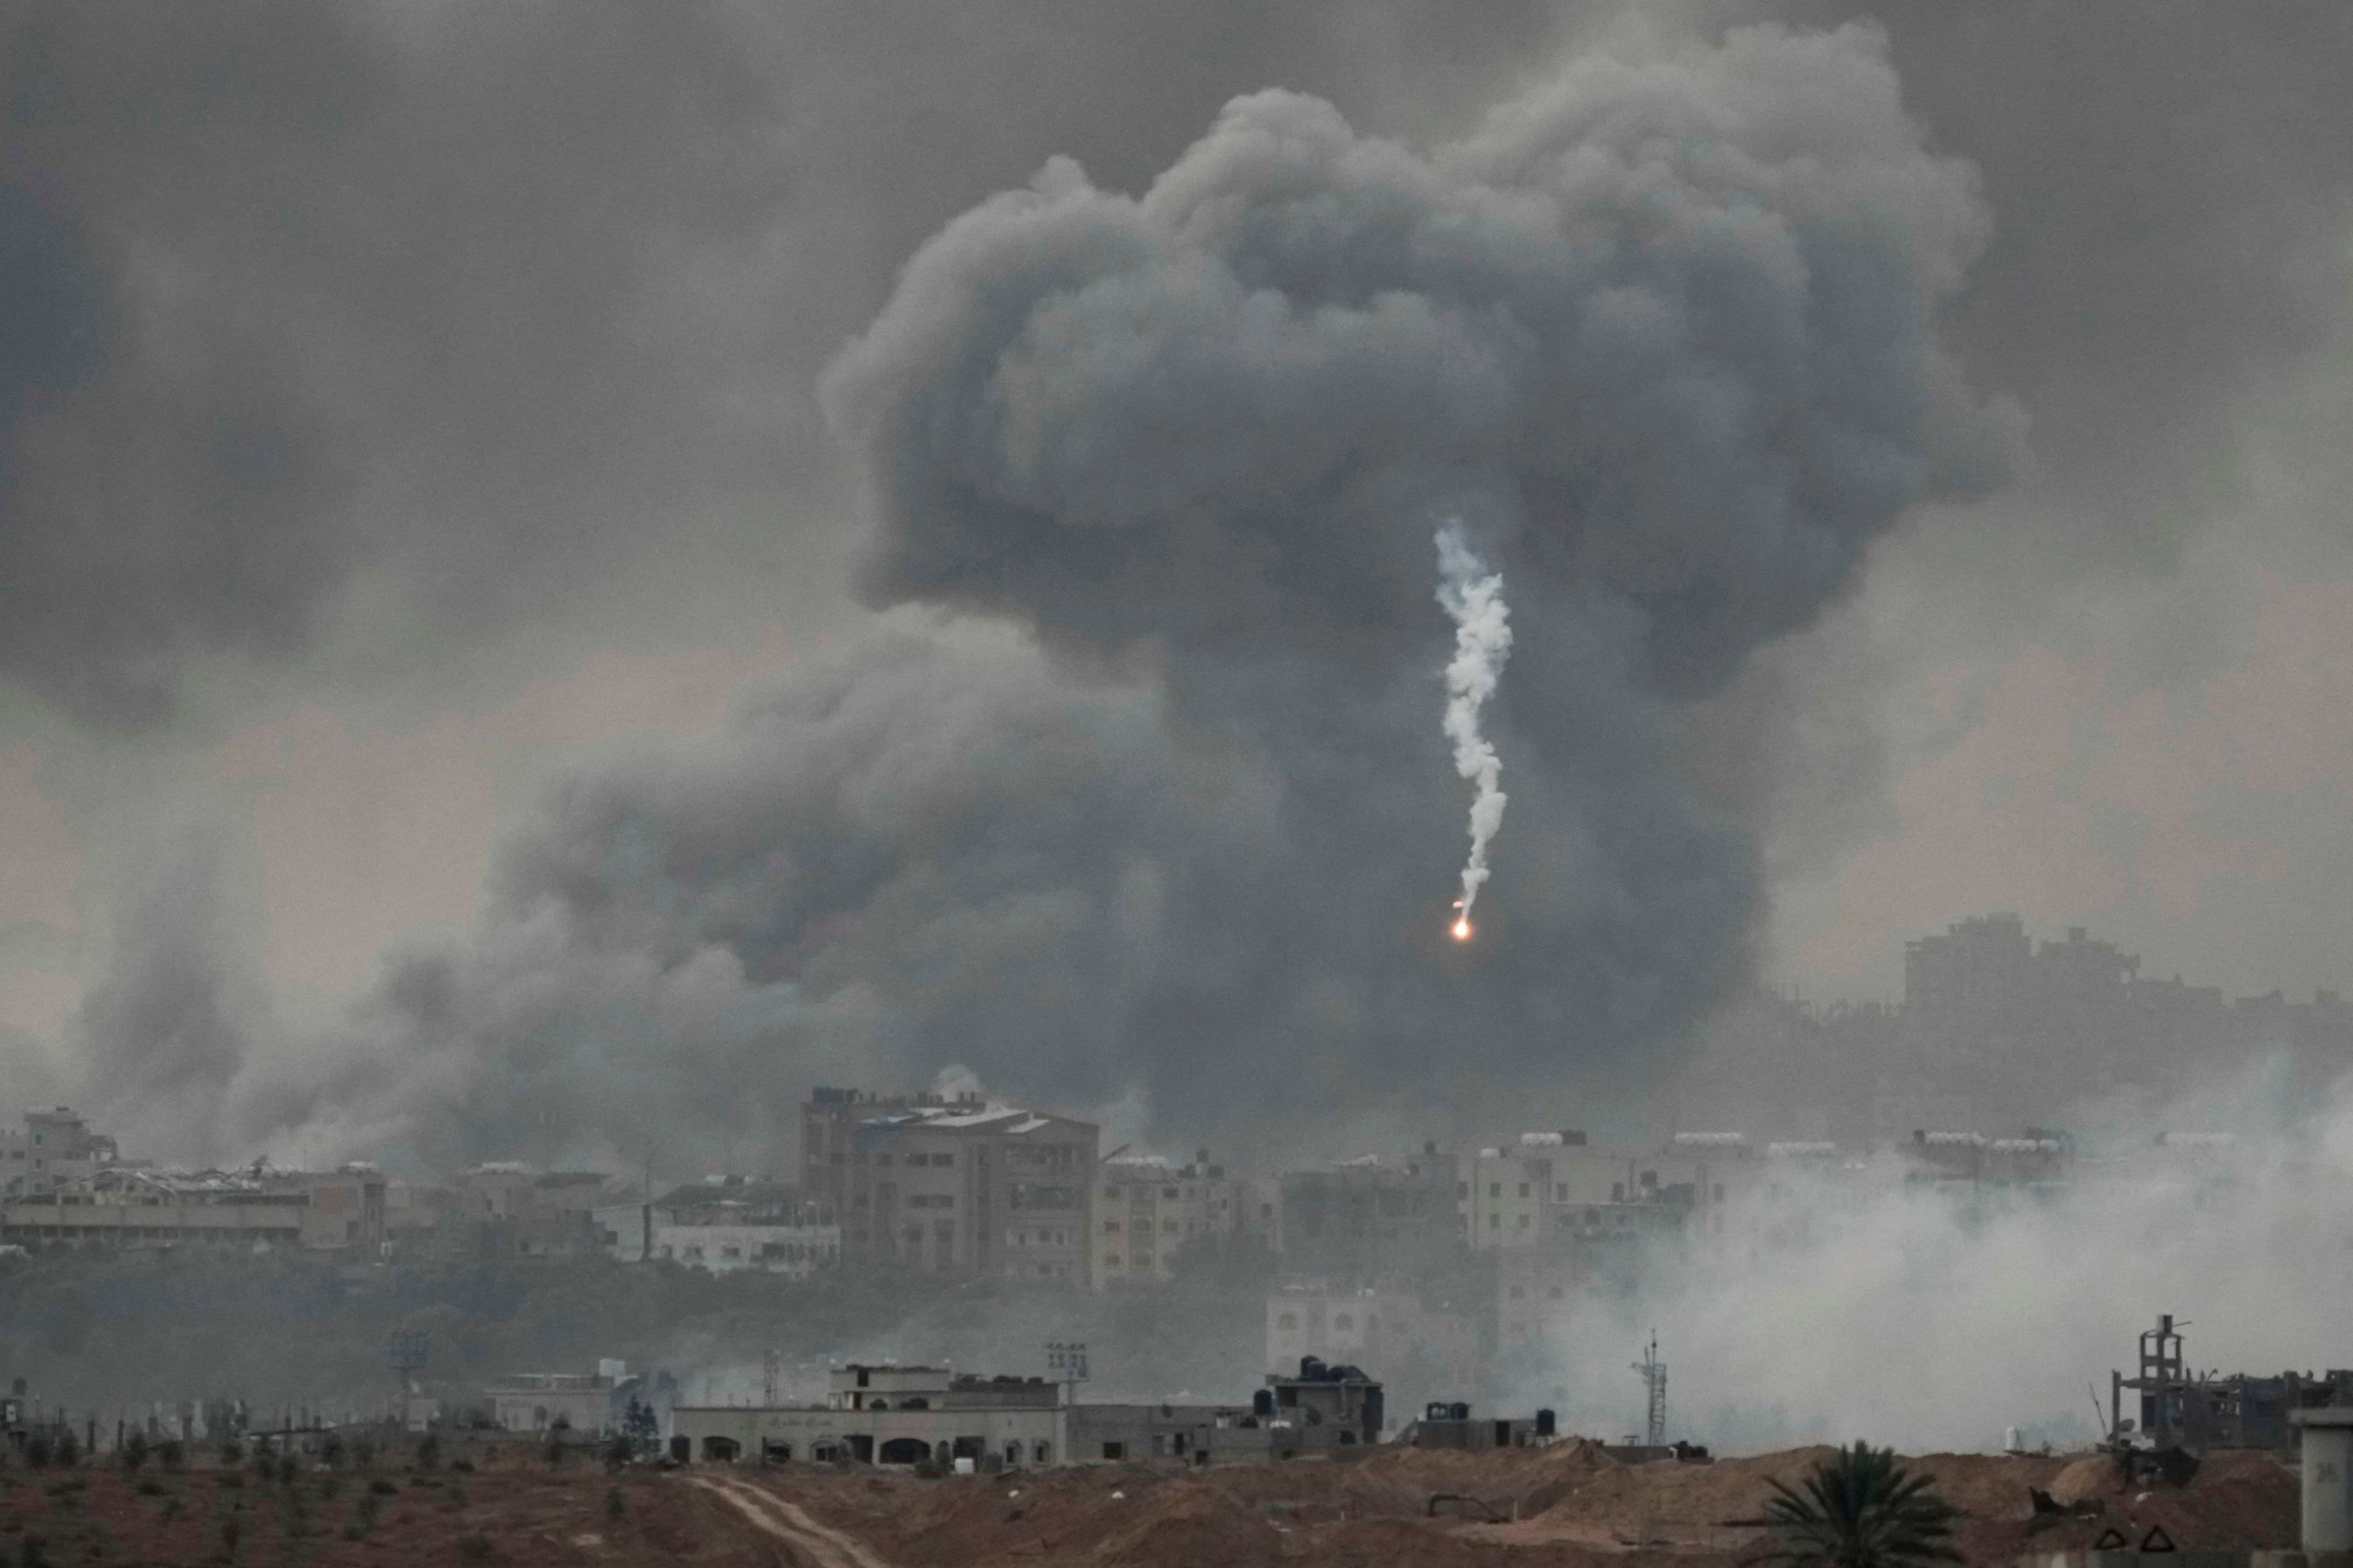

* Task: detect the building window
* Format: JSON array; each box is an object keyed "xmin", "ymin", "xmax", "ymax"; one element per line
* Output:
[
  {"xmin": 1518, "ymin": 1183, "xmax": 1530, "ymax": 1198},
  {"xmin": 1488, "ymin": 1183, "xmax": 1500, "ymax": 1198},
  {"xmin": 1105, "ymin": 1254, "xmax": 1122, "ymax": 1268},
  {"xmin": 1487, "ymin": 1213, "xmax": 1499, "ymax": 1230},
  {"xmin": 1105, "ymin": 1219, "xmax": 1120, "ymax": 1232},
  {"xmin": 1516, "ymin": 1214, "xmax": 1530, "ymax": 1229},
  {"xmin": 1278, "ymin": 1313, "xmax": 1297, "ymax": 1330},
  {"xmin": 1334, "ymin": 1313, "xmax": 1353, "ymax": 1331}
]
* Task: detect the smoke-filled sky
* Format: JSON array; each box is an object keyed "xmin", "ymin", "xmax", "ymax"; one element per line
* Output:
[{"xmin": 0, "ymin": 2, "xmax": 2350, "ymax": 1172}]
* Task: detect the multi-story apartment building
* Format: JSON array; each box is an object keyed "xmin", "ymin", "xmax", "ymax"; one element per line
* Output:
[
  {"xmin": 1275, "ymin": 1145, "xmax": 1458, "ymax": 1285},
  {"xmin": 1093, "ymin": 1151, "xmax": 1239, "ymax": 1285},
  {"xmin": 1461, "ymin": 1131, "xmax": 1705, "ymax": 1250},
  {"xmin": 803, "ymin": 1089, "xmax": 1098, "ymax": 1280},
  {"xmin": 0, "ymin": 1107, "xmax": 120, "ymax": 1195}
]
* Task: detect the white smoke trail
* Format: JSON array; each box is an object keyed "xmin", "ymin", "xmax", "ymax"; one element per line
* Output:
[{"xmin": 1436, "ymin": 522, "xmax": 1513, "ymax": 928}]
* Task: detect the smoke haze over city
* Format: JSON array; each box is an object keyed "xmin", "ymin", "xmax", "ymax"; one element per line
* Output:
[{"xmin": 0, "ymin": 0, "xmax": 2351, "ymax": 1481}]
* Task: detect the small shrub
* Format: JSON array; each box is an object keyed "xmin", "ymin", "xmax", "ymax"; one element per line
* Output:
[
  {"xmin": 606, "ymin": 1483, "xmax": 625, "ymax": 1518},
  {"xmin": 319, "ymin": 1475, "xmax": 341, "ymax": 1501},
  {"xmin": 218, "ymin": 1438, "xmax": 243, "ymax": 1467},
  {"xmin": 344, "ymin": 1490, "xmax": 381, "ymax": 1541},
  {"xmin": 450, "ymin": 1458, "xmax": 474, "ymax": 1474},
  {"xmin": 350, "ymin": 1436, "xmax": 376, "ymax": 1469},
  {"xmin": 213, "ymin": 1471, "xmax": 244, "ymax": 1490},
  {"xmin": 457, "ymin": 1534, "xmax": 494, "ymax": 1565},
  {"xmin": 120, "ymin": 1432, "xmax": 149, "ymax": 1472},
  {"xmin": 50, "ymin": 1432, "xmax": 77, "ymax": 1468},
  {"xmin": 277, "ymin": 1455, "xmax": 298, "ymax": 1486},
  {"xmin": 22, "ymin": 1435, "xmax": 49, "ymax": 1471},
  {"xmin": 218, "ymin": 1518, "xmax": 241, "ymax": 1554},
  {"xmin": 18, "ymin": 1534, "xmax": 48, "ymax": 1567},
  {"xmin": 162, "ymin": 1496, "xmax": 185, "ymax": 1521},
  {"xmin": 135, "ymin": 1478, "xmax": 164, "ymax": 1497},
  {"xmin": 415, "ymin": 1433, "xmax": 440, "ymax": 1469},
  {"xmin": 159, "ymin": 1439, "xmax": 185, "ymax": 1471},
  {"xmin": 368, "ymin": 1478, "xmax": 398, "ymax": 1496}
]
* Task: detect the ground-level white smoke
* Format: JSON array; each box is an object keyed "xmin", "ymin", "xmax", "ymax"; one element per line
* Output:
[
  {"xmin": 1436, "ymin": 522, "xmax": 1512, "ymax": 934},
  {"xmin": 1520, "ymin": 1068, "xmax": 2353, "ymax": 1454}
]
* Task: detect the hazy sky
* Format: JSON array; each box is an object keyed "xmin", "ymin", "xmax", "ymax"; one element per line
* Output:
[{"xmin": 0, "ymin": 2, "xmax": 2348, "ymax": 1168}]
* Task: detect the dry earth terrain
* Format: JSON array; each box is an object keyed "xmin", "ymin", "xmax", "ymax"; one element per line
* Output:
[{"xmin": 0, "ymin": 1437, "xmax": 2299, "ymax": 1566}]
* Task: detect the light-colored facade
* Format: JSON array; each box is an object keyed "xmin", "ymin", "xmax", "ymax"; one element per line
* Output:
[
  {"xmin": 652, "ymin": 1219, "xmax": 839, "ymax": 1275},
  {"xmin": 1093, "ymin": 1152, "xmax": 1238, "ymax": 1285},
  {"xmin": 671, "ymin": 1364, "xmax": 1070, "ymax": 1466},
  {"xmin": 1265, "ymin": 1285, "xmax": 1480, "ymax": 1402},
  {"xmin": 601, "ymin": 1177, "xmax": 843, "ymax": 1275},
  {"xmin": 669, "ymin": 1363, "xmax": 1387, "ymax": 1468},
  {"xmin": 484, "ymin": 1365, "xmax": 640, "ymax": 1436},
  {"xmin": 1461, "ymin": 1133, "xmax": 1705, "ymax": 1251}
]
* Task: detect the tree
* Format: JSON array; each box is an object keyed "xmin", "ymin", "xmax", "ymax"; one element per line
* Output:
[
  {"xmin": 1758, "ymin": 1442, "xmax": 1963, "ymax": 1568},
  {"xmin": 620, "ymin": 1398, "xmax": 660, "ymax": 1460}
]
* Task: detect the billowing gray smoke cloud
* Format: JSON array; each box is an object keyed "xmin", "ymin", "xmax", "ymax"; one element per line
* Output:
[{"xmin": 247, "ymin": 21, "xmax": 2012, "ymax": 1168}]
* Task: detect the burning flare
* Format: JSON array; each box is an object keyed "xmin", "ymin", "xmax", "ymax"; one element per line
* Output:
[{"xmin": 1435, "ymin": 522, "xmax": 1513, "ymax": 938}]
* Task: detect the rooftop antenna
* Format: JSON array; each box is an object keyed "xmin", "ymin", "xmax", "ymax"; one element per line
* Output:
[{"xmin": 1632, "ymin": 1332, "xmax": 1667, "ymax": 1448}]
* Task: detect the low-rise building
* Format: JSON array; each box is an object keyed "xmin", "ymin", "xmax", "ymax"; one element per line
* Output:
[
  {"xmin": 1265, "ymin": 1285, "xmax": 1479, "ymax": 1401},
  {"xmin": 0, "ymin": 1163, "xmax": 386, "ymax": 1253},
  {"xmin": 622, "ymin": 1178, "xmax": 841, "ymax": 1276},
  {"xmin": 484, "ymin": 1361, "xmax": 642, "ymax": 1436},
  {"xmin": 668, "ymin": 1359, "xmax": 1388, "ymax": 1468}
]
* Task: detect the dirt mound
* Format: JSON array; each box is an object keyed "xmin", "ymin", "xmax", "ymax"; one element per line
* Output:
[
  {"xmin": 2048, "ymin": 1453, "xmax": 2120, "ymax": 1506},
  {"xmin": 1081, "ymin": 1487, "xmax": 1284, "ymax": 1568},
  {"xmin": 1906, "ymin": 1452, "xmax": 2076, "ymax": 1517}
]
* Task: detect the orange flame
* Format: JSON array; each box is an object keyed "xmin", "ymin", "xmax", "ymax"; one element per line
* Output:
[{"xmin": 1451, "ymin": 918, "xmax": 1471, "ymax": 941}]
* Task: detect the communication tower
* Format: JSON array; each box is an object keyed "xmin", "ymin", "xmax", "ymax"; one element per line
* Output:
[{"xmin": 1632, "ymin": 1332, "xmax": 1667, "ymax": 1448}]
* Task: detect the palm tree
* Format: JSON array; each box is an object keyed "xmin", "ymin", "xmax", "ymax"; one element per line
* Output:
[{"xmin": 1757, "ymin": 1441, "xmax": 1963, "ymax": 1568}]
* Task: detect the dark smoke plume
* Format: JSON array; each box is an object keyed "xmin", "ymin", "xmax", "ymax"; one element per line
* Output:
[{"xmin": 105, "ymin": 22, "xmax": 2013, "ymax": 1169}]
